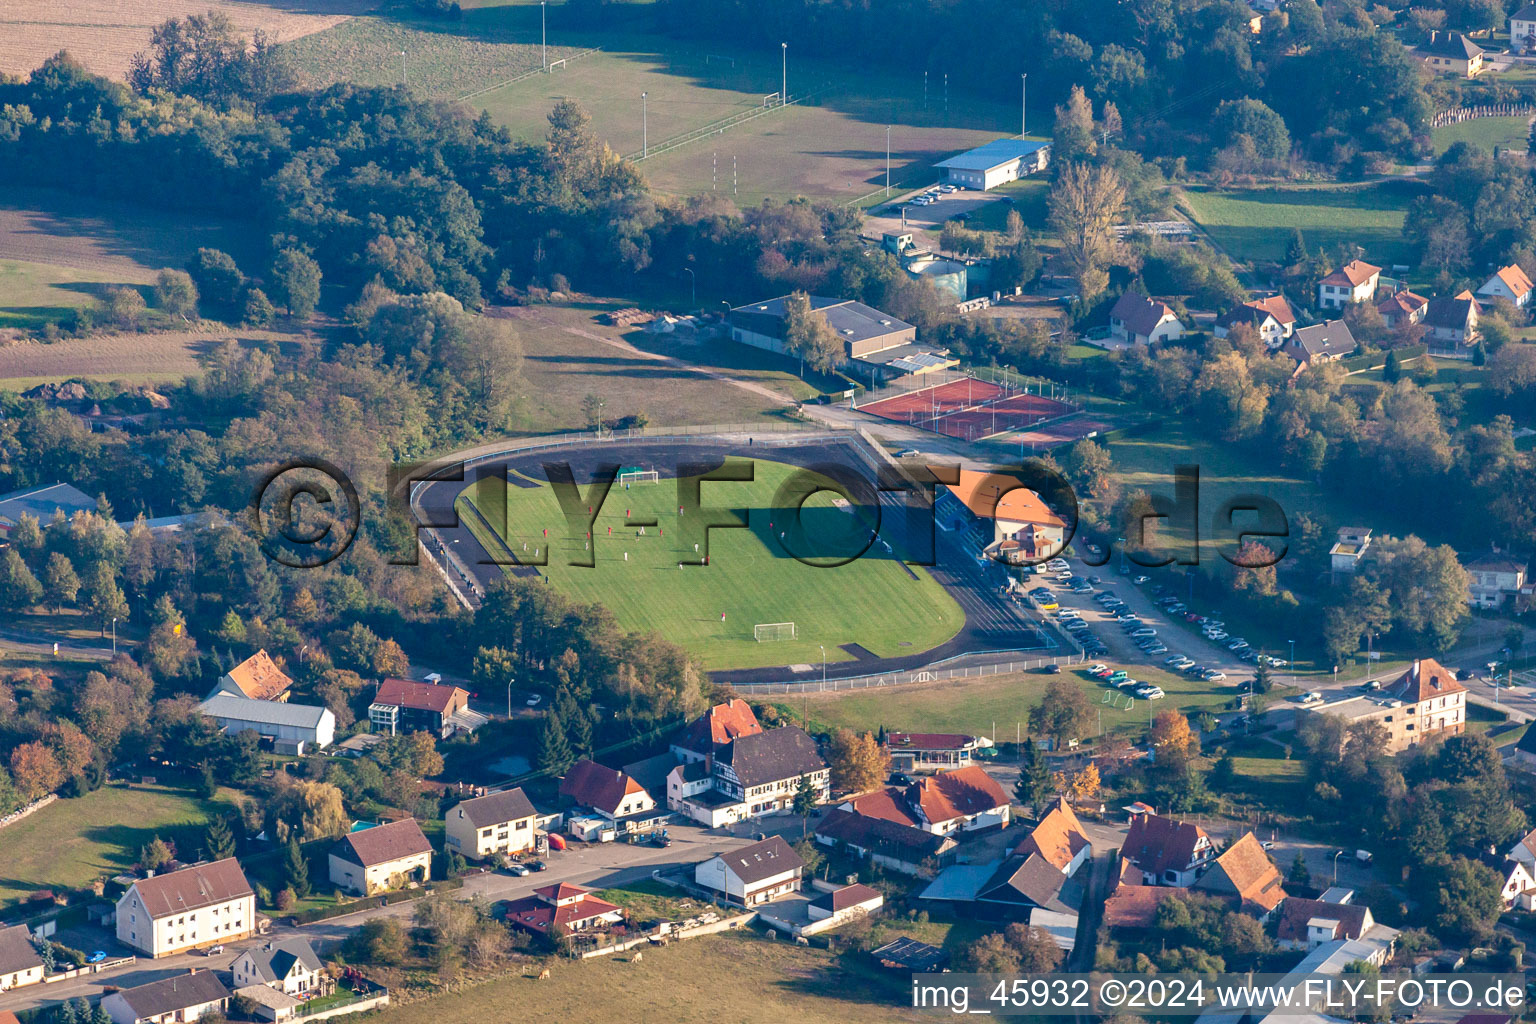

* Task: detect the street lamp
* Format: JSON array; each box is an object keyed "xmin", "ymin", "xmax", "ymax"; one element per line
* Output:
[
  {"xmin": 1020, "ymin": 73, "xmax": 1027, "ymax": 138},
  {"xmin": 819, "ymin": 645, "xmax": 826, "ymax": 690},
  {"xmin": 885, "ymin": 125, "xmax": 891, "ymax": 197},
  {"xmin": 781, "ymin": 42, "xmax": 787, "ymax": 104},
  {"xmin": 682, "ymin": 265, "xmax": 695, "ymax": 307},
  {"xmin": 541, "ymin": 2, "xmax": 547, "ymax": 72},
  {"xmin": 1288, "ymin": 639, "xmax": 1296, "ymax": 686},
  {"xmin": 641, "ymin": 91, "xmax": 648, "ymax": 159},
  {"xmin": 111, "ymin": 616, "xmax": 119, "ymax": 656},
  {"xmin": 400, "ymin": 51, "xmax": 406, "ymax": 87},
  {"xmin": 507, "ymin": 678, "xmax": 514, "ymax": 719},
  {"xmin": 1332, "ymin": 849, "xmax": 1345, "ymax": 886}
]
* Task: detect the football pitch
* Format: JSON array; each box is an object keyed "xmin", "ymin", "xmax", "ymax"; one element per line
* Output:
[{"xmin": 458, "ymin": 457, "xmax": 966, "ymax": 671}]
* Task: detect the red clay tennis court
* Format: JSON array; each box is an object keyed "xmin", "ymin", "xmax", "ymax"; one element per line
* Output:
[
  {"xmin": 860, "ymin": 378, "xmax": 1074, "ymax": 440},
  {"xmin": 1005, "ymin": 413, "xmax": 1113, "ymax": 449}
]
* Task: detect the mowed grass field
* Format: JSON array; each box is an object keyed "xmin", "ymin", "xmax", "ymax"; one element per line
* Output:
[
  {"xmin": 459, "ymin": 456, "xmax": 965, "ymax": 670},
  {"xmin": 499, "ymin": 304, "xmax": 793, "ymax": 431},
  {"xmin": 369, "ymin": 930, "xmax": 923, "ymax": 1024},
  {"xmin": 802, "ymin": 664, "xmax": 1255, "ymax": 741},
  {"xmin": 1431, "ymin": 115, "xmax": 1531, "ymax": 156},
  {"xmin": 0, "ymin": 782, "xmax": 234, "ymax": 908},
  {"xmin": 0, "ymin": 259, "xmax": 152, "ymax": 330},
  {"xmin": 1181, "ymin": 182, "xmax": 1415, "ymax": 266}
]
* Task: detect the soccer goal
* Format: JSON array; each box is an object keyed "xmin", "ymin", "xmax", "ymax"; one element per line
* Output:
[
  {"xmin": 753, "ymin": 622, "xmax": 796, "ymax": 642},
  {"xmin": 617, "ymin": 468, "xmax": 660, "ymax": 485},
  {"xmin": 762, "ymin": 92, "xmax": 782, "ymax": 108},
  {"xmin": 706, "ymin": 54, "xmax": 736, "ymax": 67},
  {"xmin": 548, "ymin": 58, "xmax": 567, "ymax": 72}
]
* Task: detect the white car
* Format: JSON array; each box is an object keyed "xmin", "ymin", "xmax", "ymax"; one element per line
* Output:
[
  {"xmin": 1133, "ymin": 575, "xmax": 1150, "ymax": 584},
  {"xmin": 1134, "ymin": 684, "xmax": 1166, "ymax": 699},
  {"xmin": 526, "ymin": 694, "xmax": 543, "ymax": 706},
  {"xmin": 1205, "ymin": 671, "xmax": 1227, "ymax": 682},
  {"xmin": 507, "ymin": 862, "xmax": 532, "ymax": 876}
]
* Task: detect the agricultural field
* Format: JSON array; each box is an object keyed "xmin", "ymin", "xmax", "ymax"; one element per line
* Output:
[
  {"xmin": 458, "ymin": 455, "xmax": 966, "ymax": 670},
  {"xmin": 1181, "ymin": 182, "xmax": 1416, "ymax": 267},
  {"xmin": 0, "ymin": 187, "xmax": 263, "ymax": 331},
  {"xmin": 0, "ymin": 782, "xmax": 235, "ymax": 909},
  {"xmin": 1430, "ymin": 115, "xmax": 1532, "ymax": 156},
  {"xmin": 369, "ymin": 930, "xmax": 923, "ymax": 1024},
  {"xmin": 0, "ymin": 329, "xmax": 304, "ymax": 391},
  {"xmin": 0, "ymin": 0, "xmax": 374, "ymax": 79}
]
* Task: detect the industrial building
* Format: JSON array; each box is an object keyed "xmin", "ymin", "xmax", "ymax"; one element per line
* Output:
[{"xmin": 934, "ymin": 139, "xmax": 1051, "ymax": 190}]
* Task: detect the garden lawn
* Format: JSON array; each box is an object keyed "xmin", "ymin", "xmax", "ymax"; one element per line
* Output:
[
  {"xmin": 460, "ymin": 457, "xmax": 965, "ymax": 670},
  {"xmin": 1181, "ymin": 182, "xmax": 1415, "ymax": 266},
  {"xmin": 1217, "ymin": 735, "xmax": 1308, "ymax": 815},
  {"xmin": 0, "ymin": 782, "xmax": 235, "ymax": 909}
]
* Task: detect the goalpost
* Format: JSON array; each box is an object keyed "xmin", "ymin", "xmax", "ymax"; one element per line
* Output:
[
  {"xmin": 617, "ymin": 468, "xmax": 660, "ymax": 486},
  {"xmin": 753, "ymin": 622, "xmax": 796, "ymax": 642},
  {"xmin": 548, "ymin": 58, "xmax": 567, "ymax": 72},
  {"xmin": 762, "ymin": 92, "xmax": 782, "ymax": 108}
]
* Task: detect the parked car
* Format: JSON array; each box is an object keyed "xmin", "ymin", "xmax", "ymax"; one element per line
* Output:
[
  {"xmin": 1134, "ymin": 684, "xmax": 1165, "ymax": 699},
  {"xmin": 1133, "ymin": 575, "xmax": 1150, "ymax": 584},
  {"xmin": 1042, "ymin": 664, "xmax": 1063, "ymax": 674},
  {"xmin": 528, "ymin": 859, "xmax": 548, "ymax": 870},
  {"xmin": 526, "ymin": 694, "xmax": 543, "ymax": 707},
  {"xmin": 1205, "ymin": 671, "xmax": 1227, "ymax": 682},
  {"xmin": 508, "ymin": 862, "xmax": 532, "ymax": 876}
]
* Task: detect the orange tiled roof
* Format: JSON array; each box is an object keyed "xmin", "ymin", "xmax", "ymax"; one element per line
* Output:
[
  {"xmin": 947, "ymin": 470, "xmax": 1066, "ymax": 529},
  {"xmin": 1012, "ymin": 797, "xmax": 1090, "ymax": 871},
  {"xmin": 223, "ymin": 650, "xmax": 292, "ymax": 700},
  {"xmin": 1320, "ymin": 259, "xmax": 1381, "ymax": 288},
  {"xmin": 1195, "ymin": 833, "xmax": 1286, "ymax": 914},
  {"xmin": 1383, "ymin": 658, "xmax": 1466, "ymax": 704},
  {"xmin": 912, "ymin": 766, "xmax": 1008, "ymax": 824}
]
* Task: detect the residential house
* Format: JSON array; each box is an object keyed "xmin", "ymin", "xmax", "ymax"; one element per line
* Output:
[
  {"xmin": 0, "ymin": 925, "xmax": 44, "ymax": 992},
  {"xmin": 1011, "ymin": 797, "xmax": 1092, "ymax": 878},
  {"xmin": 1495, "ymin": 859, "xmax": 1536, "ymax": 910},
  {"xmin": 1281, "ymin": 320, "xmax": 1356, "ymax": 367},
  {"xmin": 559, "ymin": 759, "xmax": 659, "ymax": 825},
  {"xmin": 814, "ymin": 809, "xmax": 959, "ymax": 876},
  {"xmin": 1509, "ymin": 827, "xmax": 1536, "ymax": 871},
  {"xmin": 195, "ymin": 695, "xmax": 335, "ymax": 755},
  {"xmin": 116, "ymin": 858, "xmax": 256, "ymax": 958},
  {"xmin": 1102, "ymin": 859, "xmax": 1186, "ymax": 931},
  {"xmin": 0, "ymin": 483, "xmax": 95, "ymax": 539},
  {"xmin": 712, "ymin": 726, "xmax": 829, "ymax": 817},
  {"xmin": 1376, "ymin": 289, "xmax": 1428, "ymax": 328},
  {"xmin": 671, "ymin": 699, "xmax": 763, "ymax": 764},
  {"xmin": 444, "ymin": 787, "xmax": 538, "ymax": 860},
  {"xmin": 1317, "ymin": 260, "xmax": 1381, "ymax": 309},
  {"xmin": 1277, "ymin": 893, "xmax": 1375, "ymax": 951},
  {"xmin": 368, "ymin": 678, "xmax": 476, "ymax": 739},
  {"xmin": 1121, "ymin": 810, "xmax": 1216, "ymax": 886},
  {"xmin": 1306, "ymin": 658, "xmax": 1466, "ymax": 754},
  {"xmin": 1191, "ymin": 833, "xmax": 1286, "ymax": 919},
  {"xmin": 1466, "ymin": 550, "xmax": 1528, "ymax": 609},
  {"xmin": 1514, "ymin": 4, "xmax": 1536, "ymax": 53},
  {"xmin": 886, "ymin": 732, "xmax": 989, "ymax": 773},
  {"xmin": 1415, "ymin": 30, "xmax": 1486, "ymax": 77},
  {"xmin": 503, "ymin": 883, "xmax": 623, "ymax": 935},
  {"xmin": 919, "ymin": 852, "xmax": 1085, "ymax": 944},
  {"xmin": 807, "ymin": 882, "xmax": 884, "ymax": 923},
  {"xmin": 1109, "ymin": 291, "xmax": 1184, "ymax": 346},
  {"xmin": 102, "ymin": 972, "xmax": 231, "ymax": 1024},
  {"xmin": 1477, "ymin": 265, "xmax": 1534, "ymax": 308},
  {"xmin": 1422, "ymin": 295, "xmax": 1480, "ymax": 352},
  {"xmin": 327, "ymin": 818, "xmax": 433, "ymax": 895},
  {"xmin": 207, "ymin": 650, "xmax": 291, "ymax": 702},
  {"xmin": 695, "ymin": 836, "xmax": 805, "ymax": 906},
  {"xmin": 231, "ymin": 938, "xmax": 322, "ymax": 997},
  {"xmin": 1329, "ymin": 527, "xmax": 1372, "ymax": 575},
  {"xmin": 840, "ymin": 765, "xmax": 1011, "ymax": 836},
  {"xmin": 1215, "ymin": 295, "xmax": 1296, "ymax": 347}
]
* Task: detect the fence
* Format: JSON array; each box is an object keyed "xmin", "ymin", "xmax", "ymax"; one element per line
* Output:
[
  {"xmin": 1431, "ymin": 103, "xmax": 1535, "ymax": 128},
  {"xmin": 286, "ymin": 877, "xmax": 465, "ymax": 926},
  {"xmin": 623, "ymin": 84, "xmax": 832, "ymax": 162},
  {"xmin": 731, "ymin": 650, "xmax": 1082, "ymax": 694}
]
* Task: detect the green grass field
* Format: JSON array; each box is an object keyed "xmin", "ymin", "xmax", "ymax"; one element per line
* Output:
[
  {"xmin": 802, "ymin": 664, "xmax": 1263, "ymax": 742},
  {"xmin": 1218, "ymin": 736, "xmax": 1307, "ymax": 814},
  {"xmin": 460, "ymin": 456, "xmax": 965, "ymax": 670},
  {"xmin": 0, "ymin": 782, "xmax": 234, "ymax": 908},
  {"xmin": 0, "ymin": 259, "xmax": 151, "ymax": 329},
  {"xmin": 1182, "ymin": 182, "xmax": 1414, "ymax": 266},
  {"xmin": 1431, "ymin": 115, "xmax": 1531, "ymax": 156}
]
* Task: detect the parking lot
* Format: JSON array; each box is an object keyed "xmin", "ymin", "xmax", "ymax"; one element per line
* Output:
[{"xmin": 863, "ymin": 183, "xmax": 1012, "ymax": 237}]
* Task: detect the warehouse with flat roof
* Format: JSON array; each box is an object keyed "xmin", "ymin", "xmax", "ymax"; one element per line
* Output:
[{"xmin": 935, "ymin": 139, "xmax": 1051, "ymax": 190}]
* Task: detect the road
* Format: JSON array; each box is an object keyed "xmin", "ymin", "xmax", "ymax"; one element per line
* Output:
[{"xmin": 0, "ymin": 816, "xmax": 806, "ymax": 1013}]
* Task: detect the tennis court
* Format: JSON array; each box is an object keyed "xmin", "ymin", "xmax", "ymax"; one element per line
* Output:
[
  {"xmin": 859, "ymin": 377, "xmax": 1074, "ymax": 440},
  {"xmin": 1002, "ymin": 413, "xmax": 1114, "ymax": 450}
]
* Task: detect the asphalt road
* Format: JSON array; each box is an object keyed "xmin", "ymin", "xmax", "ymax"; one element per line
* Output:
[{"xmin": 0, "ymin": 815, "xmax": 811, "ymax": 1013}]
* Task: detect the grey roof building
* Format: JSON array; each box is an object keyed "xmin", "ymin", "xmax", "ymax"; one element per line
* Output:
[
  {"xmin": 102, "ymin": 971, "xmax": 231, "ymax": 1024},
  {"xmin": 0, "ymin": 482, "xmax": 96, "ymax": 535},
  {"xmin": 196, "ymin": 694, "xmax": 335, "ymax": 753},
  {"xmin": 1282, "ymin": 320, "xmax": 1356, "ymax": 365}
]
